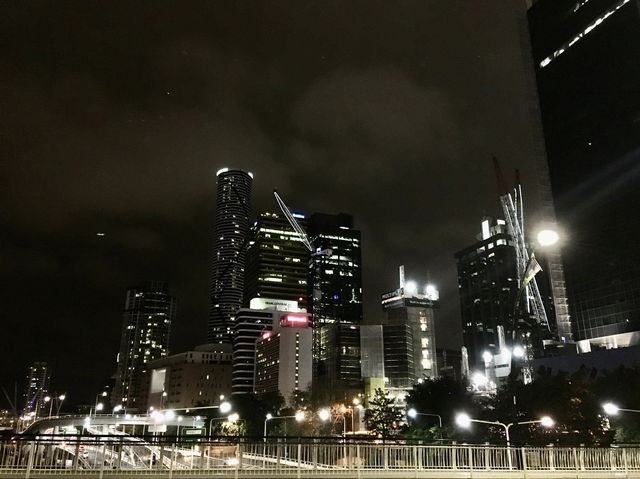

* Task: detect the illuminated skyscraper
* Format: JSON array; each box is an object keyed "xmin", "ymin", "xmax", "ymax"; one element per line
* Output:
[
  {"xmin": 381, "ymin": 266, "xmax": 439, "ymax": 386},
  {"xmin": 22, "ymin": 361, "xmax": 51, "ymax": 416},
  {"xmin": 308, "ymin": 213, "xmax": 363, "ymax": 397},
  {"xmin": 244, "ymin": 212, "xmax": 309, "ymax": 309},
  {"xmin": 113, "ymin": 281, "xmax": 175, "ymax": 409},
  {"xmin": 208, "ymin": 168, "xmax": 253, "ymax": 343}
]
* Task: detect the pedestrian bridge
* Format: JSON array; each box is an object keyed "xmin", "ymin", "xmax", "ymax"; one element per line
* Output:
[{"xmin": 2, "ymin": 435, "xmax": 640, "ymax": 478}]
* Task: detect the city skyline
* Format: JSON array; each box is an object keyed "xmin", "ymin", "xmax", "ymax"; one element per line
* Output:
[{"xmin": 2, "ymin": 1, "xmax": 556, "ymax": 404}]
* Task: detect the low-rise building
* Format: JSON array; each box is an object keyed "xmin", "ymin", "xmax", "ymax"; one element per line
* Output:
[{"xmin": 141, "ymin": 344, "xmax": 232, "ymax": 410}]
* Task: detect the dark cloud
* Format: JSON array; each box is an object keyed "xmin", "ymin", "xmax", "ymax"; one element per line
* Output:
[{"xmin": 0, "ymin": 0, "xmax": 546, "ymax": 404}]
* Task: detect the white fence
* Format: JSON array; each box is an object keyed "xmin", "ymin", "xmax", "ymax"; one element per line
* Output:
[{"xmin": 2, "ymin": 437, "xmax": 640, "ymax": 478}]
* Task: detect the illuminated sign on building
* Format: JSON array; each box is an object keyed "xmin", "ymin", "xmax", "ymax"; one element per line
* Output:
[{"xmin": 279, "ymin": 313, "xmax": 310, "ymax": 328}]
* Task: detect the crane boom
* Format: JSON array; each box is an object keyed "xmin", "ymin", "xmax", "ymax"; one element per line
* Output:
[{"xmin": 273, "ymin": 190, "xmax": 313, "ymax": 252}]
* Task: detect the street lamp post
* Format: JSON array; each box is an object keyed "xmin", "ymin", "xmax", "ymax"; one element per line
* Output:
[
  {"xmin": 407, "ymin": 408, "xmax": 442, "ymax": 428},
  {"xmin": 56, "ymin": 395, "xmax": 66, "ymax": 416},
  {"xmin": 456, "ymin": 413, "xmax": 554, "ymax": 470},
  {"xmin": 455, "ymin": 413, "xmax": 554, "ymax": 446},
  {"xmin": 264, "ymin": 412, "xmax": 305, "ymax": 439},
  {"xmin": 43, "ymin": 396, "xmax": 53, "ymax": 419},
  {"xmin": 603, "ymin": 403, "xmax": 640, "ymax": 415},
  {"xmin": 93, "ymin": 391, "xmax": 107, "ymax": 417}
]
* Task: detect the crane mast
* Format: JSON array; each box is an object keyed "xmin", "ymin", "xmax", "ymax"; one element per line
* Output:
[
  {"xmin": 273, "ymin": 190, "xmax": 313, "ymax": 252},
  {"xmin": 494, "ymin": 158, "xmax": 549, "ymax": 384}
]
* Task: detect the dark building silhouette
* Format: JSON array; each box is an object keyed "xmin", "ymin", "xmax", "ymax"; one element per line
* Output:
[
  {"xmin": 22, "ymin": 361, "xmax": 51, "ymax": 416},
  {"xmin": 455, "ymin": 217, "xmax": 519, "ymax": 372},
  {"xmin": 244, "ymin": 212, "xmax": 310, "ymax": 309},
  {"xmin": 308, "ymin": 213, "xmax": 363, "ymax": 397},
  {"xmin": 528, "ymin": 0, "xmax": 640, "ymax": 347},
  {"xmin": 208, "ymin": 168, "xmax": 253, "ymax": 343},
  {"xmin": 113, "ymin": 281, "xmax": 176, "ymax": 409}
]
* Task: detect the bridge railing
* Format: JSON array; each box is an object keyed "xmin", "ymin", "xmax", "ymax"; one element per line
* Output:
[{"xmin": 1, "ymin": 436, "xmax": 640, "ymax": 475}]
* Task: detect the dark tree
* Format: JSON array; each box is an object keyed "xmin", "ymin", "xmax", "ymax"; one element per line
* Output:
[
  {"xmin": 405, "ymin": 376, "xmax": 477, "ymax": 440},
  {"xmin": 364, "ymin": 388, "xmax": 403, "ymax": 438}
]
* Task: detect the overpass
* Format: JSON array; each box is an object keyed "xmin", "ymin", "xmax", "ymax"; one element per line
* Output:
[{"xmin": 1, "ymin": 435, "xmax": 640, "ymax": 478}]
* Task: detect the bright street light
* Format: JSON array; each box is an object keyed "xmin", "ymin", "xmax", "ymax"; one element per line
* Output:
[
  {"xmin": 318, "ymin": 409, "xmax": 330, "ymax": 422},
  {"xmin": 455, "ymin": 413, "xmax": 472, "ymax": 428},
  {"xmin": 537, "ymin": 229, "xmax": 559, "ymax": 247},
  {"xmin": 540, "ymin": 416, "xmax": 555, "ymax": 427},
  {"xmin": 96, "ymin": 403, "xmax": 104, "ymax": 412},
  {"xmin": 219, "ymin": 401, "xmax": 232, "ymax": 414},
  {"xmin": 408, "ymin": 408, "xmax": 443, "ymax": 428},
  {"xmin": 228, "ymin": 413, "xmax": 240, "ymax": 423},
  {"xmin": 512, "ymin": 346, "xmax": 525, "ymax": 358},
  {"xmin": 295, "ymin": 411, "xmax": 305, "ymax": 422},
  {"xmin": 603, "ymin": 402, "xmax": 640, "ymax": 415}
]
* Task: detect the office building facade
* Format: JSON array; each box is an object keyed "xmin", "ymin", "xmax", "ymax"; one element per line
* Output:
[
  {"xmin": 528, "ymin": 0, "xmax": 640, "ymax": 347},
  {"xmin": 113, "ymin": 281, "xmax": 176, "ymax": 410},
  {"xmin": 307, "ymin": 213, "xmax": 363, "ymax": 397},
  {"xmin": 208, "ymin": 168, "xmax": 253, "ymax": 343},
  {"xmin": 254, "ymin": 313, "xmax": 313, "ymax": 404},
  {"xmin": 381, "ymin": 266, "xmax": 439, "ymax": 385},
  {"xmin": 244, "ymin": 212, "xmax": 309, "ymax": 310},
  {"xmin": 231, "ymin": 308, "xmax": 277, "ymax": 395},
  {"xmin": 455, "ymin": 218, "xmax": 519, "ymax": 372}
]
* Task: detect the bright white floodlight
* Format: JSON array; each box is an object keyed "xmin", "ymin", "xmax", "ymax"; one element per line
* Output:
[
  {"xmin": 537, "ymin": 229, "xmax": 559, "ymax": 247},
  {"xmin": 540, "ymin": 416, "xmax": 555, "ymax": 427},
  {"xmin": 219, "ymin": 401, "xmax": 232, "ymax": 414},
  {"xmin": 407, "ymin": 408, "xmax": 417, "ymax": 419},
  {"xmin": 295, "ymin": 411, "xmax": 305, "ymax": 422},
  {"xmin": 471, "ymin": 372, "xmax": 488, "ymax": 387},
  {"xmin": 603, "ymin": 402, "xmax": 620, "ymax": 415},
  {"xmin": 318, "ymin": 409, "xmax": 330, "ymax": 422},
  {"xmin": 405, "ymin": 281, "xmax": 417, "ymax": 295},
  {"xmin": 456, "ymin": 413, "xmax": 472, "ymax": 428},
  {"xmin": 512, "ymin": 345, "xmax": 525, "ymax": 358}
]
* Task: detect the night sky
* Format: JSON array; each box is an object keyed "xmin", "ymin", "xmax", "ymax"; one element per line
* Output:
[{"xmin": 1, "ymin": 0, "xmax": 546, "ymax": 406}]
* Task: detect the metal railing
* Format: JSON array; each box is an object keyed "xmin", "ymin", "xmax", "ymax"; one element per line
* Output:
[{"xmin": 2, "ymin": 436, "xmax": 640, "ymax": 477}]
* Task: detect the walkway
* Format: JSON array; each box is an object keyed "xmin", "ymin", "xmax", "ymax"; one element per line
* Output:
[{"xmin": 1, "ymin": 436, "xmax": 640, "ymax": 478}]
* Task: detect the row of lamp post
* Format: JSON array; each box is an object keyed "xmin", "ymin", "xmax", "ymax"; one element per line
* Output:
[
  {"xmin": 455, "ymin": 413, "xmax": 555, "ymax": 446},
  {"xmin": 42, "ymin": 394, "xmax": 66, "ymax": 418}
]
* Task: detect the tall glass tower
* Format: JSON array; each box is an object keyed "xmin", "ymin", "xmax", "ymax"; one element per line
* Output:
[
  {"xmin": 243, "ymin": 212, "xmax": 310, "ymax": 310},
  {"xmin": 308, "ymin": 212, "xmax": 363, "ymax": 399},
  {"xmin": 208, "ymin": 168, "xmax": 253, "ymax": 343},
  {"xmin": 113, "ymin": 281, "xmax": 175, "ymax": 408},
  {"xmin": 528, "ymin": 0, "xmax": 640, "ymax": 346}
]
